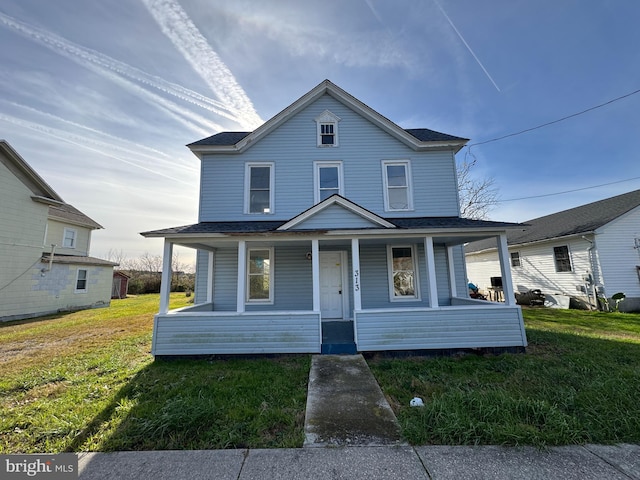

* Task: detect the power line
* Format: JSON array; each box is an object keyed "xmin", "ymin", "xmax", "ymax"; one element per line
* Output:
[
  {"xmin": 498, "ymin": 176, "xmax": 640, "ymax": 202},
  {"xmin": 468, "ymin": 87, "xmax": 640, "ymax": 148}
]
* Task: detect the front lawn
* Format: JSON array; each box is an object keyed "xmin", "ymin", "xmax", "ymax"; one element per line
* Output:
[
  {"xmin": 0, "ymin": 294, "xmax": 310, "ymax": 453},
  {"xmin": 368, "ymin": 308, "xmax": 640, "ymax": 446}
]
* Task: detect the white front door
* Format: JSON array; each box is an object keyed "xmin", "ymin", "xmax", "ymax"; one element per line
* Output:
[{"xmin": 320, "ymin": 251, "xmax": 344, "ymax": 319}]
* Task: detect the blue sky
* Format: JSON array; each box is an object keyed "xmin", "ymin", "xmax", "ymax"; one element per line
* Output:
[{"xmin": 1, "ymin": 0, "xmax": 639, "ymax": 264}]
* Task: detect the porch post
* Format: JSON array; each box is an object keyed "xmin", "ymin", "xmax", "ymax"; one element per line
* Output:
[
  {"xmin": 236, "ymin": 240, "xmax": 246, "ymax": 313},
  {"xmin": 351, "ymin": 238, "xmax": 362, "ymax": 311},
  {"xmin": 497, "ymin": 234, "xmax": 516, "ymax": 306},
  {"xmin": 446, "ymin": 245, "xmax": 458, "ymax": 298},
  {"xmin": 312, "ymin": 239, "xmax": 320, "ymax": 312},
  {"xmin": 206, "ymin": 251, "xmax": 214, "ymax": 304},
  {"xmin": 424, "ymin": 236, "xmax": 439, "ymax": 308},
  {"xmin": 159, "ymin": 240, "xmax": 173, "ymax": 314}
]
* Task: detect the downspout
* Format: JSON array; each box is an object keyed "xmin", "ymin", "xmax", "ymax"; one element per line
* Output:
[
  {"xmin": 41, "ymin": 244, "xmax": 57, "ymax": 275},
  {"xmin": 581, "ymin": 236, "xmax": 600, "ymax": 310}
]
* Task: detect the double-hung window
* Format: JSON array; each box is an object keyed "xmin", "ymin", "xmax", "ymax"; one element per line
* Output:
[
  {"xmin": 382, "ymin": 160, "xmax": 413, "ymax": 211},
  {"xmin": 315, "ymin": 110, "xmax": 340, "ymax": 147},
  {"xmin": 553, "ymin": 246, "xmax": 572, "ymax": 272},
  {"xmin": 63, "ymin": 228, "xmax": 77, "ymax": 248},
  {"xmin": 510, "ymin": 251, "xmax": 521, "ymax": 268},
  {"xmin": 75, "ymin": 269, "xmax": 88, "ymax": 293},
  {"xmin": 387, "ymin": 245, "xmax": 420, "ymax": 300},
  {"xmin": 247, "ymin": 247, "xmax": 273, "ymax": 303},
  {"xmin": 314, "ymin": 161, "xmax": 343, "ymax": 202},
  {"xmin": 245, "ymin": 163, "xmax": 274, "ymax": 214}
]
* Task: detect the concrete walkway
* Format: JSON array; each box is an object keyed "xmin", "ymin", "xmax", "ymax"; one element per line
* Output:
[
  {"xmin": 78, "ymin": 444, "xmax": 640, "ymax": 479},
  {"xmin": 303, "ymin": 354, "xmax": 403, "ymax": 447}
]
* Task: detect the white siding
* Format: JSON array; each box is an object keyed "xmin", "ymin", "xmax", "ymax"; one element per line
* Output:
[
  {"xmin": 466, "ymin": 237, "xmax": 597, "ymax": 298},
  {"xmin": 595, "ymin": 206, "xmax": 640, "ymax": 298}
]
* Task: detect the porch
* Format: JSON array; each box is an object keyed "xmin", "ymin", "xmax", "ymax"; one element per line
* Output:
[{"xmin": 150, "ymin": 229, "xmax": 526, "ymax": 356}]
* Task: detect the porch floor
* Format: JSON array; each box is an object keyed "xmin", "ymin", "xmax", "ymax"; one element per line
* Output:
[{"xmin": 321, "ymin": 320, "xmax": 356, "ymax": 354}]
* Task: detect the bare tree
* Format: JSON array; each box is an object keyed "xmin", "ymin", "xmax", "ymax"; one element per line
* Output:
[
  {"xmin": 457, "ymin": 156, "xmax": 499, "ymax": 220},
  {"xmin": 105, "ymin": 248, "xmax": 127, "ymax": 267}
]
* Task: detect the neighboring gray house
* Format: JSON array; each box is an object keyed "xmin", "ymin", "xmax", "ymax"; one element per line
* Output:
[
  {"xmin": 142, "ymin": 80, "xmax": 527, "ymax": 356},
  {"xmin": 465, "ymin": 189, "xmax": 640, "ymax": 312},
  {"xmin": 0, "ymin": 140, "xmax": 117, "ymax": 321}
]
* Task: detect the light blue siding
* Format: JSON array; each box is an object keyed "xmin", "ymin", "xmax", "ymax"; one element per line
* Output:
[
  {"xmin": 194, "ymin": 249, "xmax": 210, "ymax": 304},
  {"xmin": 212, "ymin": 247, "xmax": 238, "ymax": 311},
  {"xmin": 355, "ymin": 306, "xmax": 527, "ymax": 351},
  {"xmin": 292, "ymin": 204, "xmax": 381, "ymax": 230},
  {"xmin": 199, "ymin": 94, "xmax": 460, "ymax": 222},
  {"xmin": 153, "ymin": 312, "xmax": 321, "ymax": 355}
]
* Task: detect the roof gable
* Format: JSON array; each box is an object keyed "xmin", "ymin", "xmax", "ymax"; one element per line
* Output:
[
  {"xmin": 188, "ymin": 80, "xmax": 468, "ymax": 156},
  {"xmin": 277, "ymin": 195, "xmax": 396, "ymax": 231},
  {"xmin": 0, "ymin": 140, "xmax": 63, "ymax": 202}
]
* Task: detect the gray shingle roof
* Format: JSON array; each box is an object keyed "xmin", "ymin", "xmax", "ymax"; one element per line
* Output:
[
  {"xmin": 42, "ymin": 254, "xmax": 117, "ymax": 267},
  {"xmin": 142, "ymin": 217, "xmax": 520, "ymax": 237},
  {"xmin": 48, "ymin": 203, "xmax": 103, "ymax": 229},
  {"xmin": 465, "ymin": 189, "xmax": 640, "ymax": 253},
  {"xmin": 188, "ymin": 128, "xmax": 466, "ymax": 147}
]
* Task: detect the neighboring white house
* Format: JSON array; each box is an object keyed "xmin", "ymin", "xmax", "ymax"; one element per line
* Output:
[
  {"xmin": 0, "ymin": 140, "xmax": 117, "ymax": 322},
  {"xmin": 465, "ymin": 189, "xmax": 640, "ymax": 312},
  {"xmin": 142, "ymin": 80, "xmax": 527, "ymax": 357}
]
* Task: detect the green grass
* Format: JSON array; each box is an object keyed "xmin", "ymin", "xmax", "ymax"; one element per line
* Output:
[
  {"xmin": 0, "ymin": 295, "xmax": 310, "ymax": 453},
  {"xmin": 368, "ymin": 308, "xmax": 640, "ymax": 447},
  {"xmin": 369, "ymin": 309, "xmax": 640, "ymax": 446}
]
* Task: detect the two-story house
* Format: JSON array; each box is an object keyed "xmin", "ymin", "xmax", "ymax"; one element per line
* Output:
[
  {"xmin": 142, "ymin": 80, "xmax": 527, "ymax": 356},
  {"xmin": 0, "ymin": 140, "xmax": 116, "ymax": 322}
]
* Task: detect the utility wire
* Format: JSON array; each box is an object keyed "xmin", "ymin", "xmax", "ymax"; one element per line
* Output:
[
  {"xmin": 498, "ymin": 176, "xmax": 640, "ymax": 202},
  {"xmin": 468, "ymin": 87, "xmax": 640, "ymax": 148}
]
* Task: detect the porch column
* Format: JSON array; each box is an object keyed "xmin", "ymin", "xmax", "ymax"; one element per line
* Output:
[
  {"xmin": 351, "ymin": 238, "xmax": 362, "ymax": 311},
  {"xmin": 446, "ymin": 245, "xmax": 458, "ymax": 298},
  {"xmin": 424, "ymin": 236, "xmax": 439, "ymax": 308},
  {"xmin": 497, "ymin": 234, "xmax": 516, "ymax": 306},
  {"xmin": 206, "ymin": 251, "xmax": 214, "ymax": 304},
  {"xmin": 236, "ymin": 240, "xmax": 246, "ymax": 313},
  {"xmin": 159, "ymin": 240, "xmax": 173, "ymax": 314},
  {"xmin": 312, "ymin": 239, "xmax": 320, "ymax": 312}
]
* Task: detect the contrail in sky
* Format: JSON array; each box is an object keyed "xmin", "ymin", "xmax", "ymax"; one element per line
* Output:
[
  {"xmin": 0, "ymin": 113, "xmax": 195, "ymax": 185},
  {"xmin": 433, "ymin": 0, "xmax": 501, "ymax": 92},
  {"xmin": 0, "ymin": 11, "xmax": 229, "ymax": 133},
  {"xmin": 141, "ymin": 0, "xmax": 264, "ymax": 129}
]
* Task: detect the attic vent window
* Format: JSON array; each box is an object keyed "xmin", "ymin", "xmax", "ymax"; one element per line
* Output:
[{"xmin": 315, "ymin": 110, "xmax": 341, "ymax": 147}]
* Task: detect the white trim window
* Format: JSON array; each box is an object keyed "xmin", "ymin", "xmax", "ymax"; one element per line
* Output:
[
  {"xmin": 247, "ymin": 247, "xmax": 274, "ymax": 303},
  {"xmin": 75, "ymin": 268, "xmax": 88, "ymax": 293},
  {"xmin": 314, "ymin": 161, "xmax": 344, "ymax": 203},
  {"xmin": 245, "ymin": 163, "xmax": 274, "ymax": 214},
  {"xmin": 387, "ymin": 245, "xmax": 420, "ymax": 300},
  {"xmin": 382, "ymin": 160, "xmax": 413, "ymax": 211},
  {"xmin": 63, "ymin": 227, "xmax": 77, "ymax": 248},
  {"xmin": 314, "ymin": 110, "xmax": 341, "ymax": 147},
  {"xmin": 510, "ymin": 251, "xmax": 521, "ymax": 268}
]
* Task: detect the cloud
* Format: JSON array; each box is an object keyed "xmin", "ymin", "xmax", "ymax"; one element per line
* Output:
[
  {"xmin": 141, "ymin": 0, "xmax": 264, "ymax": 129},
  {"xmin": 0, "ymin": 111, "xmax": 195, "ymax": 185},
  {"xmin": 0, "ymin": 11, "xmax": 227, "ymax": 135}
]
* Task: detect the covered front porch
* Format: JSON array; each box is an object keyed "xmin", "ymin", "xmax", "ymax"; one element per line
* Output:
[{"xmin": 150, "ymin": 229, "xmax": 527, "ymax": 356}]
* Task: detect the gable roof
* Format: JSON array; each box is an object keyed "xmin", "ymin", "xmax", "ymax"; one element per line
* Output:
[
  {"xmin": 465, "ymin": 189, "xmax": 640, "ymax": 253},
  {"xmin": 0, "ymin": 140, "xmax": 63, "ymax": 203},
  {"xmin": 187, "ymin": 80, "xmax": 468, "ymax": 156},
  {"xmin": 277, "ymin": 194, "xmax": 396, "ymax": 230},
  {"xmin": 1, "ymin": 139, "xmax": 103, "ymax": 230},
  {"xmin": 49, "ymin": 203, "xmax": 103, "ymax": 230}
]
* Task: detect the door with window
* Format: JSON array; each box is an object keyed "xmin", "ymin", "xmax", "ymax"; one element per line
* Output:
[{"xmin": 319, "ymin": 252, "xmax": 345, "ymax": 319}]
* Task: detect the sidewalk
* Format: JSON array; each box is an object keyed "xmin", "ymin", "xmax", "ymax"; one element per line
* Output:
[{"xmin": 78, "ymin": 444, "xmax": 640, "ymax": 479}]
